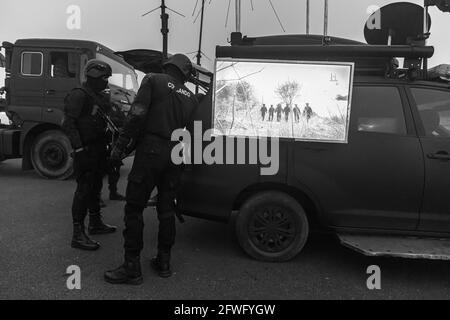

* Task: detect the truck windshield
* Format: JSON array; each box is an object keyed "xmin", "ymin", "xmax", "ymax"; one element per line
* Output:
[{"xmin": 96, "ymin": 53, "xmax": 139, "ymax": 93}]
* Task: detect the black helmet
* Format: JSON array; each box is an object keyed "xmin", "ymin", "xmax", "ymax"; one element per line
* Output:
[
  {"xmin": 163, "ymin": 54, "xmax": 193, "ymax": 79},
  {"xmin": 84, "ymin": 59, "xmax": 112, "ymax": 79}
]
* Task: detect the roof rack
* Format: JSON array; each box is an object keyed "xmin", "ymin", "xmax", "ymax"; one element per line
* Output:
[{"xmin": 217, "ymin": 35, "xmax": 434, "ymax": 79}]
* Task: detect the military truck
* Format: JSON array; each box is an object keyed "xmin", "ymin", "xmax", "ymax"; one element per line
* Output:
[{"xmin": 0, "ymin": 39, "xmax": 138, "ymax": 179}]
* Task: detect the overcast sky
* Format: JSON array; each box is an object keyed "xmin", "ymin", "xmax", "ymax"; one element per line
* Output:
[{"xmin": 1, "ymin": 0, "xmax": 449, "ymax": 71}]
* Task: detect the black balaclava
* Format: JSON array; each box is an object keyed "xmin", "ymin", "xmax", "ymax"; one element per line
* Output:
[{"xmin": 86, "ymin": 76, "xmax": 109, "ymax": 92}]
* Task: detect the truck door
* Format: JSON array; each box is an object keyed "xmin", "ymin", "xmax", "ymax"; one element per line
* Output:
[
  {"xmin": 292, "ymin": 85, "xmax": 424, "ymax": 230},
  {"xmin": 9, "ymin": 49, "xmax": 46, "ymax": 121},
  {"xmin": 409, "ymin": 87, "xmax": 450, "ymax": 233},
  {"xmin": 43, "ymin": 50, "xmax": 81, "ymax": 125}
]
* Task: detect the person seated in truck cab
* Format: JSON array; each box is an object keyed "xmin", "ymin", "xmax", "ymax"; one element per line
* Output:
[{"xmin": 51, "ymin": 53, "xmax": 75, "ymax": 78}]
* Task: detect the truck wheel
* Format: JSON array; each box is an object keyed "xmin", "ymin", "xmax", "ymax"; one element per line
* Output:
[
  {"xmin": 31, "ymin": 130, "xmax": 73, "ymax": 180},
  {"xmin": 236, "ymin": 191, "xmax": 309, "ymax": 262}
]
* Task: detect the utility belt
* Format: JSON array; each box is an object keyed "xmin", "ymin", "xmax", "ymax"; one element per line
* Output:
[{"xmin": 142, "ymin": 133, "xmax": 178, "ymax": 148}]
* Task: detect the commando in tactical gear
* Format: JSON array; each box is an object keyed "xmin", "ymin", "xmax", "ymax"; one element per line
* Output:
[
  {"xmin": 62, "ymin": 59, "xmax": 117, "ymax": 251},
  {"xmin": 104, "ymin": 54, "xmax": 199, "ymax": 284}
]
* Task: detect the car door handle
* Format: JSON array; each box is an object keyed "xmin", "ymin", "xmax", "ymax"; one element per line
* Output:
[
  {"xmin": 427, "ymin": 152, "xmax": 450, "ymax": 161},
  {"xmin": 45, "ymin": 90, "xmax": 56, "ymax": 95}
]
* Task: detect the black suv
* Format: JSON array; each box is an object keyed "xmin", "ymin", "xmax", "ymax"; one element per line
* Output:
[{"xmin": 177, "ymin": 34, "xmax": 450, "ymax": 262}]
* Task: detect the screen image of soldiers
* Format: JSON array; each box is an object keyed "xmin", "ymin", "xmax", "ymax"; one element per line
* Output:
[
  {"xmin": 62, "ymin": 59, "xmax": 117, "ymax": 252},
  {"xmin": 104, "ymin": 54, "xmax": 199, "ymax": 285},
  {"xmin": 260, "ymin": 104, "xmax": 268, "ymax": 121},
  {"xmin": 304, "ymin": 103, "xmax": 313, "ymax": 123},
  {"xmin": 268, "ymin": 105, "xmax": 275, "ymax": 121},
  {"xmin": 284, "ymin": 104, "xmax": 291, "ymax": 122},
  {"xmin": 293, "ymin": 104, "xmax": 301, "ymax": 123},
  {"xmin": 276, "ymin": 104, "xmax": 283, "ymax": 122}
]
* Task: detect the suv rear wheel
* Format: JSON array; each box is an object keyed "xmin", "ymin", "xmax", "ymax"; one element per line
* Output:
[
  {"xmin": 31, "ymin": 130, "xmax": 73, "ymax": 180},
  {"xmin": 236, "ymin": 191, "xmax": 309, "ymax": 262}
]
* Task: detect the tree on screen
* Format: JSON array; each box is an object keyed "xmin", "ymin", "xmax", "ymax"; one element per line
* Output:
[{"xmin": 275, "ymin": 81, "xmax": 301, "ymax": 107}]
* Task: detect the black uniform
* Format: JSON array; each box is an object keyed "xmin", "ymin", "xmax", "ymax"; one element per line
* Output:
[
  {"xmin": 117, "ymin": 73, "xmax": 199, "ymax": 258},
  {"xmin": 63, "ymin": 86, "xmax": 110, "ymax": 224}
]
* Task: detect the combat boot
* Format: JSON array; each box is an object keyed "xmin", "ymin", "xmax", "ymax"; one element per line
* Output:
[
  {"xmin": 151, "ymin": 251, "xmax": 172, "ymax": 278},
  {"xmin": 88, "ymin": 212, "xmax": 117, "ymax": 235},
  {"xmin": 109, "ymin": 191, "xmax": 126, "ymax": 201},
  {"xmin": 104, "ymin": 256, "xmax": 143, "ymax": 285},
  {"xmin": 71, "ymin": 223, "xmax": 100, "ymax": 251}
]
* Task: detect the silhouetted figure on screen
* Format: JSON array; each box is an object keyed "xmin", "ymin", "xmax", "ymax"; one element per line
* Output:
[
  {"xmin": 304, "ymin": 103, "xmax": 313, "ymax": 123},
  {"xmin": 293, "ymin": 104, "xmax": 301, "ymax": 123},
  {"xmin": 260, "ymin": 104, "xmax": 268, "ymax": 121},
  {"xmin": 284, "ymin": 104, "xmax": 291, "ymax": 122},
  {"xmin": 276, "ymin": 104, "xmax": 283, "ymax": 122},
  {"xmin": 268, "ymin": 105, "xmax": 275, "ymax": 121}
]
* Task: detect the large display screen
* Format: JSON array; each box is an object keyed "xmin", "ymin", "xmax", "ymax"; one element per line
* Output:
[{"xmin": 213, "ymin": 59, "xmax": 355, "ymax": 143}]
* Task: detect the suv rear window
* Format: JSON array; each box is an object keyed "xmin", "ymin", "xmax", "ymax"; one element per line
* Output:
[
  {"xmin": 351, "ymin": 86, "xmax": 406, "ymax": 135},
  {"xmin": 411, "ymin": 88, "xmax": 450, "ymax": 138},
  {"xmin": 21, "ymin": 52, "xmax": 43, "ymax": 76}
]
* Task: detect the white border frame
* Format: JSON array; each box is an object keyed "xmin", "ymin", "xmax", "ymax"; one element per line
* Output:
[
  {"xmin": 212, "ymin": 58, "xmax": 355, "ymax": 144},
  {"xmin": 21, "ymin": 51, "xmax": 44, "ymax": 77}
]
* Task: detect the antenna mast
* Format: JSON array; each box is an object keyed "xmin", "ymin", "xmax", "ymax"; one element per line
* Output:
[
  {"xmin": 306, "ymin": 0, "xmax": 310, "ymax": 34},
  {"xmin": 323, "ymin": 0, "xmax": 328, "ymax": 37},
  {"xmin": 196, "ymin": 0, "xmax": 206, "ymax": 66},
  {"xmin": 236, "ymin": 0, "xmax": 242, "ymax": 32},
  {"xmin": 142, "ymin": 1, "xmax": 185, "ymax": 61},
  {"xmin": 161, "ymin": 0, "xmax": 169, "ymax": 60}
]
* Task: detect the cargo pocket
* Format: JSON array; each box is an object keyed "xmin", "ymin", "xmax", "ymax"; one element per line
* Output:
[{"xmin": 126, "ymin": 172, "xmax": 148, "ymax": 207}]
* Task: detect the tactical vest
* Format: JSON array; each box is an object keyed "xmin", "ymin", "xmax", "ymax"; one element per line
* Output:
[{"xmin": 68, "ymin": 87, "xmax": 109, "ymax": 146}]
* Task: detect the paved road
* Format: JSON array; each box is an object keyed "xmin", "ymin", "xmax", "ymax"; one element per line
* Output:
[{"xmin": 1, "ymin": 158, "xmax": 450, "ymax": 300}]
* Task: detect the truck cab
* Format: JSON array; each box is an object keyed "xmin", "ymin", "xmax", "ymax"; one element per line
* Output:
[{"xmin": 0, "ymin": 39, "xmax": 138, "ymax": 179}]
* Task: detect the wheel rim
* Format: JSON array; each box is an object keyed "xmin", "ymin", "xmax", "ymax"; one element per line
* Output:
[
  {"xmin": 39, "ymin": 141, "xmax": 67, "ymax": 170},
  {"xmin": 248, "ymin": 206, "xmax": 297, "ymax": 253}
]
